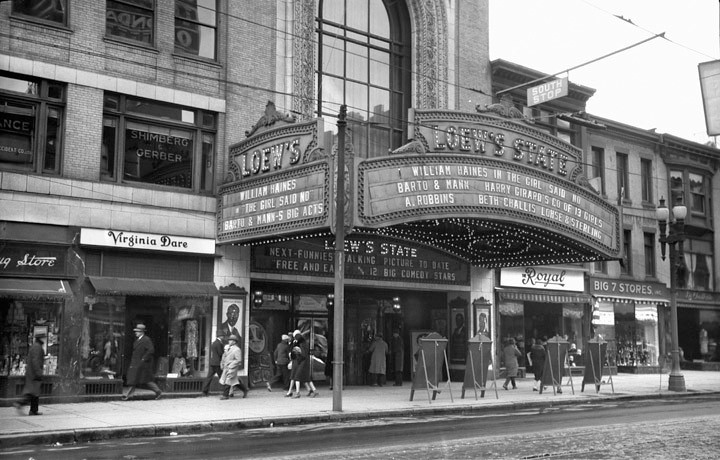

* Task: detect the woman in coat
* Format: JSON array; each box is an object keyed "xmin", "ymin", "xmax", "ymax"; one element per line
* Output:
[
  {"xmin": 368, "ymin": 333, "xmax": 389, "ymax": 386},
  {"xmin": 287, "ymin": 332, "xmax": 317, "ymax": 398},
  {"xmin": 220, "ymin": 334, "xmax": 247, "ymax": 399},
  {"xmin": 502, "ymin": 337, "xmax": 522, "ymax": 390},
  {"xmin": 527, "ymin": 338, "xmax": 547, "ymax": 391}
]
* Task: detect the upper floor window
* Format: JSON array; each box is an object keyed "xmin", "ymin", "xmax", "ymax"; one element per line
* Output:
[
  {"xmin": 621, "ymin": 229, "xmax": 631, "ymax": 275},
  {"xmin": 641, "ymin": 158, "xmax": 652, "ymax": 203},
  {"xmin": 0, "ymin": 71, "xmax": 65, "ymax": 174},
  {"xmin": 689, "ymin": 172, "xmax": 705, "ymax": 214},
  {"xmin": 101, "ymin": 93, "xmax": 216, "ymax": 192},
  {"xmin": 683, "ymin": 239, "xmax": 714, "ymax": 291},
  {"xmin": 670, "ymin": 169, "xmax": 710, "ymax": 219},
  {"xmin": 616, "ymin": 152, "xmax": 629, "ymax": 201},
  {"xmin": 588, "ymin": 146, "xmax": 605, "ymax": 195},
  {"xmin": 106, "ymin": 0, "xmax": 154, "ymax": 46},
  {"xmin": 643, "ymin": 232, "xmax": 655, "ymax": 278},
  {"xmin": 12, "ymin": 0, "xmax": 67, "ymax": 25},
  {"xmin": 316, "ymin": 0, "xmax": 410, "ymax": 159},
  {"xmin": 175, "ymin": 0, "xmax": 216, "ymax": 59}
]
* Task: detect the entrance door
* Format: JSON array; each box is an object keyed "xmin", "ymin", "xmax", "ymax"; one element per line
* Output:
[{"xmin": 123, "ymin": 296, "xmax": 168, "ymax": 380}]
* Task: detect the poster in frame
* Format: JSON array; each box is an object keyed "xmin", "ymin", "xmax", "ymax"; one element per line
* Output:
[
  {"xmin": 474, "ymin": 306, "xmax": 491, "ymax": 338},
  {"xmin": 218, "ymin": 298, "xmax": 245, "ymax": 343},
  {"xmin": 450, "ymin": 307, "xmax": 467, "ymax": 363}
]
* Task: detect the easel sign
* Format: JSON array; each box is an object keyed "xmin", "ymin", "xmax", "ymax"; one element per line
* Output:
[
  {"xmin": 581, "ymin": 337, "xmax": 614, "ymax": 394},
  {"xmin": 410, "ymin": 332, "xmax": 453, "ymax": 403},
  {"xmin": 539, "ymin": 335, "xmax": 574, "ymax": 395},
  {"xmin": 461, "ymin": 333, "xmax": 498, "ymax": 400}
]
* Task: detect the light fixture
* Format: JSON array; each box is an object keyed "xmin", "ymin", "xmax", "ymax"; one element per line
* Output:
[
  {"xmin": 392, "ymin": 296, "xmax": 401, "ymax": 311},
  {"xmin": 252, "ymin": 290, "xmax": 263, "ymax": 309}
]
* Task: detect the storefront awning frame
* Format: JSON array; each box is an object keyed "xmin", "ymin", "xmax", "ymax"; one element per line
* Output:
[
  {"xmin": 0, "ymin": 278, "xmax": 72, "ymax": 299},
  {"xmin": 88, "ymin": 276, "xmax": 219, "ymax": 298},
  {"xmin": 496, "ymin": 288, "xmax": 590, "ymax": 304}
]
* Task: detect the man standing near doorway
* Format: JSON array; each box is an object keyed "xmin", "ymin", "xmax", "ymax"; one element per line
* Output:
[
  {"xmin": 122, "ymin": 324, "xmax": 162, "ymax": 400},
  {"xmin": 390, "ymin": 329, "xmax": 404, "ymax": 386}
]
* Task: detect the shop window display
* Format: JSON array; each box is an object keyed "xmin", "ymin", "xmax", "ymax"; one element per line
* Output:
[
  {"xmin": 613, "ymin": 302, "xmax": 659, "ymax": 367},
  {"xmin": 81, "ymin": 296, "xmax": 125, "ymax": 378},
  {"xmin": 1, "ymin": 299, "xmax": 62, "ymax": 377},
  {"xmin": 591, "ymin": 301, "xmax": 617, "ymax": 367},
  {"xmin": 167, "ymin": 298, "xmax": 211, "ymax": 378}
]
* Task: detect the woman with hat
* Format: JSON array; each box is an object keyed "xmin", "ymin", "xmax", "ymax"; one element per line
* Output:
[
  {"xmin": 122, "ymin": 324, "xmax": 162, "ymax": 401},
  {"xmin": 219, "ymin": 334, "xmax": 248, "ymax": 399},
  {"xmin": 286, "ymin": 331, "xmax": 318, "ymax": 398}
]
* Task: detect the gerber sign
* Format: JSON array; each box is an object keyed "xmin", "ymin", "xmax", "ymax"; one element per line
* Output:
[{"xmin": 357, "ymin": 109, "xmax": 621, "ymax": 262}]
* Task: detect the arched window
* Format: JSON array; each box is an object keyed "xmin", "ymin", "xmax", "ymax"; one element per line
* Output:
[{"xmin": 316, "ymin": 0, "xmax": 410, "ymax": 158}]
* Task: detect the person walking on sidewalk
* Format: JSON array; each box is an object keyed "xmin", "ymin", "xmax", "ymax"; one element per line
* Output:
[
  {"xmin": 202, "ymin": 331, "xmax": 225, "ymax": 396},
  {"xmin": 502, "ymin": 337, "xmax": 521, "ymax": 390},
  {"xmin": 13, "ymin": 333, "xmax": 45, "ymax": 416},
  {"xmin": 220, "ymin": 334, "xmax": 249, "ymax": 399},
  {"xmin": 368, "ymin": 333, "xmax": 389, "ymax": 386},
  {"xmin": 390, "ymin": 329, "xmax": 404, "ymax": 386},
  {"xmin": 527, "ymin": 338, "xmax": 546, "ymax": 391},
  {"xmin": 122, "ymin": 324, "xmax": 162, "ymax": 401},
  {"xmin": 266, "ymin": 334, "xmax": 291, "ymax": 391}
]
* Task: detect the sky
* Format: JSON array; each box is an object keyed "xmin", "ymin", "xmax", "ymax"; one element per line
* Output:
[{"xmin": 489, "ymin": 0, "xmax": 719, "ymax": 145}]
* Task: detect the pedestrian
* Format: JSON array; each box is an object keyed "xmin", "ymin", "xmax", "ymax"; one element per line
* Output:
[
  {"xmin": 390, "ymin": 329, "xmax": 404, "ymax": 386},
  {"xmin": 502, "ymin": 337, "xmax": 521, "ymax": 390},
  {"xmin": 122, "ymin": 324, "xmax": 162, "ymax": 400},
  {"xmin": 368, "ymin": 333, "xmax": 389, "ymax": 386},
  {"xmin": 201, "ymin": 331, "xmax": 225, "ymax": 396},
  {"xmin": 287, "ymin": 331, "xmax": 318, "ymax": 398},
  {"xmin": 13, "ymin": 333, "xmax": 45, "ymax": 416},
  {"xmin": 266, "ymin": 333, "xmax": 291, "ymax": 391},
  {"xmin": 220, "ymin": 334, "xmax": 248, "ymax": 399},
  {"xmin": 527, "ymin": 338, "xmax": 546, "ymax": 391}
]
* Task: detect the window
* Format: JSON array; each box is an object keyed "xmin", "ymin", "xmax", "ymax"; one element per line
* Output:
[
  {"xmin": 669, "ymin": 169, "xmax": 684, "ymax": 208},
  {"xmin": 621, "ymin": 229, "xmax": 631, "ymax": 275},
  {"xmin": 641, "ymin": 158, "xmax": 652, "ymax": 203},
  {"xmin": 594, "ymin": 260, "xmax": 607, "ymax": 274},
  {"xmin": 644, "ymin": 232, "xmax": 655, "ymax": 277},
  {"xmin": 0, "ymin": 72, "xmax": 65, "ymax": 174},
  {"xmin": 175, "ymin": 0, "xmax": 216, "ymax": 59},
  {"xmin": 689, "ymin": 173, "xmax": 705, "ymax": 214},
  {"xmin": 12, "ymin": 0, "xmax": 67, "ymax": 25},
  {"xmin": 616, "ymin": 152, "xmax": 629, "ymax": 201},
  {"xmin": 102, "ymin": 93, "xmax": 216, "ymax": 192},
  {"xmin": 106, "ymin": 0, "xmax": 154, "ymax": 46},
  {"xmin": 683, "ymin": 239, "xmax": 714, "ymax": 291},
  {"xmin": 316, "ymin": 0, "xmax": 410, "ymax": 158},
  {"xmin": 588, "ymin": 146, "xmax": 605, "ymax": 194}
]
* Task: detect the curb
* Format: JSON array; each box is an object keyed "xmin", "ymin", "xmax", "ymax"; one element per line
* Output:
[{"xmin": 2, "ymin": 390, "xmax": 719, "ymax": 449}]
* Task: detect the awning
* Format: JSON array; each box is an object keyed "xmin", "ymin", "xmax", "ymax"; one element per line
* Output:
[
  {"xmin": 497, "ymin": 288, "xmax": 590, "ymax": 304},
  {"xmin": 0, "ymin": 278, "xmax": 72, "ymax": 299},
  {"xmin": 89, "ymin": 277, "xmax": 219, "ymax": 298},
  {"xmin": 593, "ymin": 295, "xmax": 669, "ymax": 305}
]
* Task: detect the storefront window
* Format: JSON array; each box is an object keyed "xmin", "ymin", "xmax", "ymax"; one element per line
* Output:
[
  {"xmin": 592, "ymin": 301, "xmax": 616, "ymax": 367},
  {"xmin": 81, "ymin": 296, "xmax": 125, "ymax": 378},
  {"xmin": 699, "ymin": 310, "xmax": 720, "ymax": 362},
  {"xmin": 683, "ymin": 239, "xmax": 714, "ymax": 291},
  {"xmin": 1, "ymin": 299, "xmax": 62, "ymax": 377},
  {"xmin": 167, "ymin": 298, "xmax": 211, "ymax": 377},
  {"xmin": 614, "ymin": 302, "xmax": 659, "ymax": 366}
]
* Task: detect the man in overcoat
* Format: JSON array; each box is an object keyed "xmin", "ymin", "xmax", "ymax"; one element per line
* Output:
[
  {"xmin": 368, "ymin": 333, "xmax": 389, "ymax": 386},
  {"xmin": 14, "ymin": 334, "xmax": 45, "ymax": 415},
  {"xmin": 122, "ymin": 324, "xmax": 162, "ymax": 400},
  {"xmin": 390, "ymin": 329, "xmax": 404, "ymax": 386},
  {"xmin": 220, "ymin": 334, "xmax": 248, "ymax": 399},
  {"xmin": 202, "ymin": 331, "xmax": 226, "ymax": 396}
]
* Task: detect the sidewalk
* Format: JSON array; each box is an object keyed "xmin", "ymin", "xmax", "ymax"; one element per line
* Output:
[{"xmin": 1, "ymin": 371, "xmax": 719, "ymax": 449}]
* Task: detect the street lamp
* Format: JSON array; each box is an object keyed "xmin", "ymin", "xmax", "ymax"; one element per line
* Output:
[{"xmin": 656, "ymin": 196, "xmax": 687, "ymax": 392}]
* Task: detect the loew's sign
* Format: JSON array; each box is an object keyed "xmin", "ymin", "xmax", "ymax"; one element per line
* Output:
[{"xmin": 218, "ymin": 119, "xmax": 331, "ymax": 244}]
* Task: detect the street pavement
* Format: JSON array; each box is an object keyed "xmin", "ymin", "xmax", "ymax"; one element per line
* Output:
[{"xmin": 1, "ymin": 370, "xmax": 719, "ymax": 449}]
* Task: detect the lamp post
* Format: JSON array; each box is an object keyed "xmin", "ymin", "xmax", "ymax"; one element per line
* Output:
[{"xmin": 656, "ymin": 196, "xmax": 687, "ymax": 392}]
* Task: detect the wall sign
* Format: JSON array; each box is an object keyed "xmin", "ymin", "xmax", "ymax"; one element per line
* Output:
[
  {"xmin": 501, "ymin": 266, "xmax": 585, "ymax": 292},
  {"xmin": 252, "ymin": 236, "xmax": 470, "ymax": 286},
  {"xmin": 590, "ymin": 276, "xmax": 669, "ymax": 300},
  {"xmin": 80, "ymin": 228, "xmax": 216, "ymax": 254},
  {"xmin": 0, "ymin": 244, "xmax": 67, "ymax": 276}
]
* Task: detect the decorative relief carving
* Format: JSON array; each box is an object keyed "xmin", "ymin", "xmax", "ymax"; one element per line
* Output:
[
  {"xmin": 292, "ymin": 0, "xmax": 317, "ymax": 120},
  {"xmin": 409, "ymin": 0, "xmax": 448, "ymax": 109},
  {"xmin": 245, "ymin": 101, "xmax": 296, "ymax": 138}
]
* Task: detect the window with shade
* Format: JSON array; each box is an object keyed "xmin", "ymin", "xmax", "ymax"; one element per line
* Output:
[
  {"xmin": 616, "ymin": 152, "xmax": 629, "ymax": 201},
  {"xmin": 174, "ymin": 0, "xmax": 217, "ymax": 59},
  {"xmin": 315, "ymin": 0, "xmax": 410, "ymax": 159},
  {"xmin": 641, "ymin": 158, "xmax": 652, "ymax": 203}
]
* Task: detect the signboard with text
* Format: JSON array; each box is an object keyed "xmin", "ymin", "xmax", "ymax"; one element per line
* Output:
[
  {"xmin": 527, "ymin": 78, "xmax": 569, "ymax": 107},
  {"xmin": 501, "ymin": 266, "xmax": 584, "ymax": 292},
  {"xmin": 0, "ymin": 244, "xmax": 67, "ymax": 277},
  {"xmin": 218, "ymin": 119, "xmax": 331, "ymax": 244},
  {"xmin": 356, "ymin": 109, "xmax": 621, "ymax": 266},
  {"xmin": 80, "ymin": 228, "xmax": 216, "ymax": 254},
  {"xmin": 252, "ymin": 236, "xmax": 470, "ymax": 285}
]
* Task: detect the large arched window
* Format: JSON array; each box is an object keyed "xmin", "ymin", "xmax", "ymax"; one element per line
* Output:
[{"xmin": 316, "ymin": 0, "xmax": 410, "ymax": 158}]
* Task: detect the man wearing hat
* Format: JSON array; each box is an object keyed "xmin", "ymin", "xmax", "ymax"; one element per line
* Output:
[
  {"xmin": 122, "ymin": 324, "xmax": 162, "ymax": 401},
  {"xmin": 266, "ymin": 333, "xmax": 291, "ymax": 391},
  {"xmin": 219, "ymin": 334, "xmax": 249, "ymax": 399},
  {"xmin": 201, "ymin": 330, "xmax": 226, "ymax": 396},
  {"xmin": 13, "ymin": 333, "xmax": 45, "ymax": 415}
]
